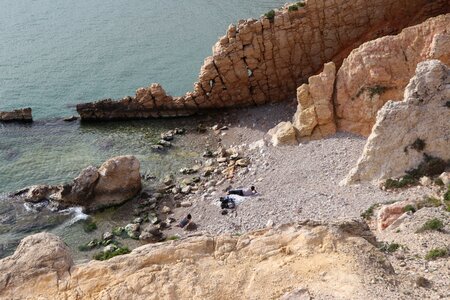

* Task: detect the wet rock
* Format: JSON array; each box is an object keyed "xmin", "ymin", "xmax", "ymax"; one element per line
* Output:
[
  {"xmin": 139, "ymin": 225, "xmax": 165, "ymax": 242},
  {"xmin": 102, "ymin": 232, "xmax": 113, "ymax": 241},
  {"xmin": 0, "ymin": 108, "xmax": 32, "ymax": 123},
  {"xmin": 158, "ymin": 140, "xmax": 172, "ymax": 148},
  {"xmin": 181, "ymin": 186, "xmax": 192, "ymax": 194},
  {"xmin": 125, "ymin": 223, "xmax": 140, "ymax": 239},
  {"xmin": 63, "ymin": 116, "xmax": 78, "ymax": 122},
  {"xmin": 22, "ymin": 185, "xmax": 58, "ymax": 203},
  {"xmin": 163, "ymin": 174, "xmax": 174, "ymax": 186},
  {"xmin": 161, "ymin": 131, "xmax": 174, "ymax": 141}
]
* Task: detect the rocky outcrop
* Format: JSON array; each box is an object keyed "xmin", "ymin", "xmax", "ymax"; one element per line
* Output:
[
  {"xmin": 335, "ymin": 14, "xmax": 450, "ymax": 136},
  {"xmin": 19, "ymin": 156, "xmax": 141, "ymax": 211},
  {"xmin": 292, "ymin": 62, "xmax": 336, "ymax": 140},
  {"xmin": 345, "ymin": 60, "xmax": 450, "ymax": 184},
  {"xmin": 76, "ymin": 0, "xmax": 449, "ymax": 120},
  {"xmin": 0, "ymin": 108, "xmax": 32, "ymax": 122},
  {"xmin": 0, "ymin": 233, "xmax": 73, "ymax": 293},
  {"xmin": 0, "ymin": 220, "xmax": 396, "ymax": 299},
  {"xmin": 285, "ymin": 14, "xmax": 450, "ymax": 141}
]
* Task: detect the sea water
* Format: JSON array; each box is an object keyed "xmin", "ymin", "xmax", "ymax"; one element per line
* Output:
[{"xmin": 0, "ymin": 0, "xmax": 286, "ymax": 258}]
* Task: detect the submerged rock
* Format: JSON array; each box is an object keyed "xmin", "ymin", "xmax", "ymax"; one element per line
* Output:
[{"xmin": 0, "ymin": 108, "xmax": 32, "ymax": 123}]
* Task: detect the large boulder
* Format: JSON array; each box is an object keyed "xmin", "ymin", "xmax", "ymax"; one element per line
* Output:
[
  {"xmin": 268, "ymin": 121, "xmax": 297, "ymax": 146},
  {"xmin": 345, "ymin": 60, "xmax": 450, "ymax": 184},
  {"xmin": 20, "ymin": 156, "xmax": 141, "ymax": 211},
  {"xmin": 92, "ymin": 155, "xmax": 141, "ymax": 210},
  {"xmin": 0, "ymin": 233, "xmax": 73, "ymax": 293},
  {"xmin": 0, "ymin": 108, "xmax": 32, "ymax": 122}
]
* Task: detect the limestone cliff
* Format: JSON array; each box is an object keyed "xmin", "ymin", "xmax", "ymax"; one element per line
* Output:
[
  {"xmin": 0, "ymin": 220, "xmax": 395, "ymax": 299},
  {"xmin": 76, "ymin": 0, "xmax": 449, "ymax": 120},
  {"xmin": 344, "ymin": 60, "xmax": 450, "ymax": 184},
  {"xmin": 288, "ymin": 13, "xmax": 450, "ymax": 141}
]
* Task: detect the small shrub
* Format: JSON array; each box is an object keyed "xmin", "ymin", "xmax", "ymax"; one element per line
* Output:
[
  {"xmin": 367, "ymin": 85, "xmax": 389, "ymax": 98},
  {"xmin": 406, "ymin": 154, "xmax": 448, "ymax": 178},
  {"xmin": 411, "ymin": 138, "xmax": 426, "ymax": 152},
  {"xmin": 78, "ymin": 244, "xmax": 92, "ymax": 252},
  {"xmin": 264, "ymin": 10, "xmax": 275, "ymax": 21},
  {"xmin": 445, "ymin": 101, "xmax": 450, "ymax": 108},
  {"xmin": 379, "ymin": 242, "xmax": 400, "ymax": 253},
  {"xmin": 83, "ymin": 220, "xmax": 97, "ymax": 233},
  {"xmin": 361, "ymin": 204, "xmax": 379, "ymax": 219},
  {"xmin": 425, "ymin": 248, "xmax": 448, "ymax": 260},
  {"xmin": 418, "ymin": 196, "xmax": 441, "ymax": 209},
  {"xmin": 434, "ymin": 178, "xmax": 444, "ymax": 186},
  {"xmin": 93, "ymin": 247, "xmax": 131, "ymax": 261},
  {"xmin": 166, "ymin": 235, "xmax": 180, "ymax": 241},
  {"xmin": 444, "ymin": 189, "xmax": 450, "ymax": 202},
  {"xmin": 417, "ymin": 218, "xmax": 444, "ymax": 233},
  {"xmin": 384, "ymin": 175, "xmax": 417, "ymax": 189},
  {"xmin": 297, "ymin": 1, "xmax": 306, "ymax": 7},
  {"xmin": 403, "ymin": 205, "xmax": 416, "ymax": 213},
  {"xmin": 288, "ymin": 5, "xmax": 298, "ymax": 11}
]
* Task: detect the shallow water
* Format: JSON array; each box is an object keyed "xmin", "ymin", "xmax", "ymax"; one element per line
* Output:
[
  {"xmin": 0, "ymin": 0, "xmax": 286, "ymax": 259},
  {"xmin": 0, "ymin": 0, "xmax": 286, "ymax": 119}
]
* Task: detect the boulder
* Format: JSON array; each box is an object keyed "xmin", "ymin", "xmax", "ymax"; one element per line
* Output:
[
  {"xmin": 139, "ymin": 225, "xmax": 165, "ymax": 242},
  {"xmin": 345, "ymin": 60, "xmax": 450, "ymax": 184},
  {"xmin": 0, "ymin": 233, "xmax": 73, "ymax": 292},
  {"xmin": 22, "ymin": 185, "xmax": 58, "ymax": 203},
  {"xmin": 125, "ymin": 223, "xmax": 140, "ymax": 239},
  {"xmin": 268, "ymin": 121, "xmax": 297, "ymax": 146},
  {"xmin": 91, "ymin": 155, "xmax": 141, "ymax": 210},
  {"xmin": 377, "ymin": 200, "xmax": 416, "ymax": 231},
  {"xmin": 0, "ymin": 108, "xmax": 32, "ymax": 122}
]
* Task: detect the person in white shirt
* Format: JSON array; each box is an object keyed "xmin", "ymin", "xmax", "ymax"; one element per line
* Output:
[{"xmin": 227, "ymin": 186, "xmax": 256, "ymax": 196}]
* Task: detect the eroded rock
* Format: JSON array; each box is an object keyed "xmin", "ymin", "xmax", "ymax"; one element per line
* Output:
[{"xmin": 0, "ymin": 108, "xmax": 32, "ymax": 123}]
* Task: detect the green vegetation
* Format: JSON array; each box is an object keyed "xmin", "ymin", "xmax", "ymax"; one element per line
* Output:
[
  {"xmin": 166, "ymin": 235, "xmax": 180, "ymax": 241},
  {"xmin": 361, "ymin": 203, "xmax": 379, "ymax": 219},
  {"xmin": 417, "ymin": 196, "xmax": 441, "ymax": 209},
  {"xmin": 83, "ymin": 219, "xmax": 97, "ymax": 233},
  {"xmin": 367, "ymin": 85, "xmax": 389, "ymax": 98},
  {"xmin": 264, "ymin": 10, "xmax": 276, "ymax": 21},
  {"xmin": 379, "ymin": 242, "xmax": 401, "ymax": 253},
  {"xmin": 444, "ymin": 188, "xmax": 450, "ymax": 212},
  {"xmin": 434, "ymin": 178, "xmax": 444, "ymax": 186},
  {"xmin": 403, "ymin": 204, "xmax": 416, "ymax": 213},
  {"xmin": 417, "ymin": 218, "xmax": 444, "ymax": 233},
  {"xmin": 93, "ymin": 247, "xmax": 131, "ymax": 261},
  {"xmin": 410, "ymin": 138, "xmax": 426, "ymax": 152},
  {"xmin": 425, "ymin": 248, "xmax": 448, "ymax": 260},
  {"xmin": 288, "ymin": 5, "xmax": 298, "ymax": 12},
  {"xmin": 297, "ymin": 1, "xmax": 306, "ymax": 7},
  {"xmin": 384, "ymin": 175, "xmax": 417, "ymax": 189},
  {"xmin": 406, "ymin": 154, "xmax": 448, "ymax": 178}
]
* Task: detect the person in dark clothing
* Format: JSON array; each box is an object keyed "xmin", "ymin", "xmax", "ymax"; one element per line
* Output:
[
  {"xmin": 220, "ymin": 196, "xmax": 236, "ymax": 209},
  {"xmin": 227, "ymin": 186, "xmax": 256, "ymax": 196},
  {"xmin": 177, "ymin": 214, "xmax": 192, "ymax": 228}
]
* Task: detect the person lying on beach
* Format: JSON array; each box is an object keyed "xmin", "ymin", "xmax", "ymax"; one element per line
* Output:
[
  {"xmin": 177, "ymin": 214, "xmax": 192, "ymax": 228},
  {"xmin": 227, "ymin": 186, "xmax": 257, "ymax": 196}
]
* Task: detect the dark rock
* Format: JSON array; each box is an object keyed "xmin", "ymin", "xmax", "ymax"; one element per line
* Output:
[
  {"xmin": 0, "ymin": 108, "xmax": 32, "ymax": 123},
  {"xmin": 63, "ymin": 116, "xmax": 78, "ymax": 122}
]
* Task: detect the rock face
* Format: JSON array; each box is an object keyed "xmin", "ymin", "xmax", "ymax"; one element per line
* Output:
[
  {"xmin": 292, "ymin": 62, "xmax": 336, "ymax": 140},
  {"xmin": 345, "ymin": 60, "xmax": 450, "ymax": 184},
  {"xmin": 334, "ymin": 14, "xmax": 450, "ymax": 136},
  {"xmin": 0, "ymin": 108, "xmax": 32, "ymax": 122},
  {"xmin": 0, "ymin": 233, "xmax": 73, "ymax": 293},
  {"xmin": 76, "ymin": 0, "xmax": 449, "ymax": 120},
  {"xmin": 0, "ymin": 220, "xmax": 395, "ymax": 299},
  {"xmin": 20, "ymin": 156, "xmax": 141, "ymax": 211}
]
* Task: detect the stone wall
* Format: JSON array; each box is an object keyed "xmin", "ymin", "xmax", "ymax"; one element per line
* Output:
[{"xmin": 77, "ymin": 0, "xmax": 450, "ymax": 120}]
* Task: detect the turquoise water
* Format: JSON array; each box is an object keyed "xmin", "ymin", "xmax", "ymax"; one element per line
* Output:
[
  {"xmin": 0, "ymin": 0, "xmax": 286, "ymax": 259},
  {"xmin": 0, "ymin": 0, "xmax": 285, "ymax": 119}
]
